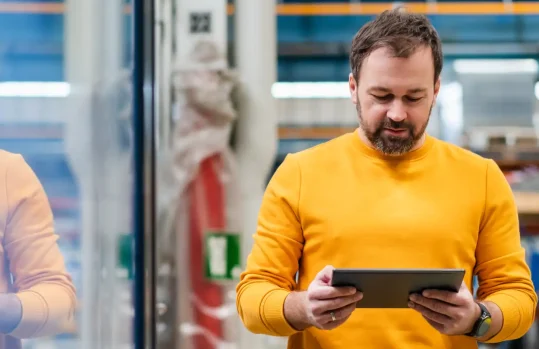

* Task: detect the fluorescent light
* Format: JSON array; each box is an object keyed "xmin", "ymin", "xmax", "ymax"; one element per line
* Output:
[
  {"xmin": 454, "ymin": 59, "xmax": 538, "ymax": 74},
  {"xmin": 0, "ymin": 82, "xmax": 70, "ymax": 97},
  {"xmin": 271, "ymin": 82, "xmax": 350, "ymax": 99},
  {"xmin": 0, "ymin": 81, "xmax": 351, "ymax": 99}
]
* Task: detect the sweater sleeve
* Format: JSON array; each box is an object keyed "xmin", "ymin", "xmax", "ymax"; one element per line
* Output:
[
  {"xmin": 3, "ymin": 154, "xmax": 77, "ymax": 339},
  {"xmin": 475, "ymin": 159, "xmax": 537, "ymax": 343},
  {"xmin": 236, "ymin": 154, "xmax": 304, "ymax": 336}
]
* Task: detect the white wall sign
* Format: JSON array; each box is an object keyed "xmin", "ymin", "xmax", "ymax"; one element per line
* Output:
[{"xmin": 176, "ymin": 0, "xmax": 227, "ymax": 70}]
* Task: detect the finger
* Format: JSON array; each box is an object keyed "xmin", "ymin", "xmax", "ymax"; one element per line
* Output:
[
  {"xmin": 311, "ymin": 292, "xmax": 363, "ymax": 315},
  {"xmin": 309, "ymin": 285, "xmax": 358, "ymax": 300},
  {"xmin": 422, "ymin": 288, "xmax": 464, "ymax": 306},
  {"xmin": 320, "ymin": 317, "xmax": 347, "ymax": 331},
  {"xmin": 409, "ymin": 294, "xmax": 454, "ymax": 317},
  {"xmin": 314, "ymin": 265, "xmax": 335, "ymax": 285},
  {"xmin": 424, "ymin": 317, "xmax": 446, "ymax": 333},
  {"xmin": 321, "ymin": 301, "xmax": 357, "ymax": 325},
  {"xmin": 409, "ymin": 301, "xmax": 452, "ymax": 325}
]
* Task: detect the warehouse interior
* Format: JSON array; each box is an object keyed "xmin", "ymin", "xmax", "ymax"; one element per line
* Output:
[{"xmin": 0, "ymin": 0, "xmax": 538, "ymax": 349}]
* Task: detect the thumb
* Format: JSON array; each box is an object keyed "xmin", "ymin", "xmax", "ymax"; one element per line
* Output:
[{"xmin": 315, "ymin": 265, "xmax": 335, "ymax": 285}]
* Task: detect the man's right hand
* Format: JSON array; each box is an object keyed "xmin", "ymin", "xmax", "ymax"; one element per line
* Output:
[
  {"xmin": 284, "ymin": 265, "xmax": 363, "ymax": 331},
  {"xmin": 303, "ymin": 265, "xmax": 363, "ymax": 330}
]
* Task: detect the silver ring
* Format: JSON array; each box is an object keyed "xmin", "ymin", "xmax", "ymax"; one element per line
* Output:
[{"xmin": 330, "ymin": 311, "xmax": 336, "ymax": 322}]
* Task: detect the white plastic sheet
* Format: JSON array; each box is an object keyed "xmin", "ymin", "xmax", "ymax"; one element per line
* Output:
[{"xmin": 157, "ymin": 64, "xmax": 240, "ymax": 349}]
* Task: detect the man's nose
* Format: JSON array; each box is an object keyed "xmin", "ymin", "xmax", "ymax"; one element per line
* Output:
[{"xmin": 386, "ymin": 101, "xmax": 407, "ymax": 123}]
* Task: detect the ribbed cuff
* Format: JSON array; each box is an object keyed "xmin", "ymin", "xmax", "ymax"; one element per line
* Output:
[
  {"xmin": 483, "ymin": 293, "xmax": 521, "ymax": 343},
  {"xmin": 261, "ymin": 289, "xmax": 299, "ymax": 336},
  {"xmin": 9, "ymin": 291, "xmax": 48, "ymax": 338}
]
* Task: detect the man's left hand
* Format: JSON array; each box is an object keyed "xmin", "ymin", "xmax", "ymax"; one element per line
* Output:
[{"xmin": 408, "ymin": 282, "xmax": 481, "ymax": 336}]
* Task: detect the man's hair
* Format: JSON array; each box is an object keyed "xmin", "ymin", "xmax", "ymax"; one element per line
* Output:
[{"xmin": 350, "ymin": 8, "xmax": 443, "ymax": 83}]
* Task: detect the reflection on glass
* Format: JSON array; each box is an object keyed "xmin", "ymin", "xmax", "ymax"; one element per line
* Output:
[{"xmin": 0, "ymin": 0, "xmax": 134, "ymax": 348}]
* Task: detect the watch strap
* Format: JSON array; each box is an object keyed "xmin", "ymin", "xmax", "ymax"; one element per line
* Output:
[{"xmin": 466, "ymin": 302, "xmax": 491, "ymax": 337}]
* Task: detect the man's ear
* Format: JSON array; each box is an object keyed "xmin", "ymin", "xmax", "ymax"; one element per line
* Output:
[
  {"xmin": 434, "ymin": 77, "xmax": 441, "ymax": 99},
  {"xmin": 349, "ymin": 73, "xmax": 358, "ymax": 104}
]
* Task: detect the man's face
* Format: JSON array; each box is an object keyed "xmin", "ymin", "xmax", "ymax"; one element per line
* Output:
[{"xmin": 349, "ymin": 46, "xmax": 440, "ymax": 155}]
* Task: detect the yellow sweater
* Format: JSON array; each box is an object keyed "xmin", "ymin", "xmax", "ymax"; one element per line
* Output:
[{"xmin": 236, "ymin": 131, "xmax": 537, "ymax": 349}]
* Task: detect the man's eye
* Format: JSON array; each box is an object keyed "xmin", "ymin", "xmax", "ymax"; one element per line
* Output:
[
  {"xmin": 373, "ymin": 95, "xmax": 392, "ymax": 101},
  {"xmin": 406, "ymin": 96, "xmax": 422, "ymax": 102}
]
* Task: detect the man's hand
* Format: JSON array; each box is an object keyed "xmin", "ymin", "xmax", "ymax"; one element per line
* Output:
[
  {"xmin": 408, "ymin": 282, "xmax": 480, "ymax": 336},
  {"xmin": 303, "ymin": 265, "xmax": 363, "ymax": 330}
]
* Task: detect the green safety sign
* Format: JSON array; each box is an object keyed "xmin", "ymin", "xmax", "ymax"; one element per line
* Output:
[
  {"xmin": 117, "ymin": 233, "xmax": 134, "ymax": 280},
  {"xmin": 204, "ymin": 231, "xmax": 242, "ymax": 282}
]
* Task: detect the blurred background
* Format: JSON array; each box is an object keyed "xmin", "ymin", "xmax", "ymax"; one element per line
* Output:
[{"xmin": 1, "ymin": 0, "xmax": 538, "ymax": 349}]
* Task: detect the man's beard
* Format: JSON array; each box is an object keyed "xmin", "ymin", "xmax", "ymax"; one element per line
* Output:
[{"xmin": 357, "ymin": 102, "xmax": 432, "ymax": 155}]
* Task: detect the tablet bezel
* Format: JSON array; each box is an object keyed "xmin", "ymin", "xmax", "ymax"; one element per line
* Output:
[{"xmin": 331, "ymin": 268, "xmax": 466, "ymax": 309}]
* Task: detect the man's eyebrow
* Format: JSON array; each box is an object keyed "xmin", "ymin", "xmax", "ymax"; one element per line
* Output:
[
  {"xmin": 367, "ymin": 86, "xmax": 391, "ymax": 93},
  {"xmin": 407, "ymin": 88, "xmax": 427, "ymax": 94},
  {"xmin": 367, "ymin": 86, "xmax": 427, "ymax": 94}
]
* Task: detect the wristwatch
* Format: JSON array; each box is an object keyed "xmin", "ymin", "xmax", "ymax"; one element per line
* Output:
[{"xmin": 466, "ymin": 302, "xmax": 492, "ymax": 338}]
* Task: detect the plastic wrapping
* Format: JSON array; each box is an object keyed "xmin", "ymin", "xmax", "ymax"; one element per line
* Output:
[{"xmin": 157, "ymin": 65, "xmax": 240, "ymax": 349}]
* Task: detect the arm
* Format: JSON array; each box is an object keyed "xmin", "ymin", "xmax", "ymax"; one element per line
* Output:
[
  {"xmin": 3, "ymin": 154, "xmax": 77, "ymax": 338},
  {"xmin": 475, "ymin": 159, "xmax": 537, "ymax": 343},
  {"xmin": 236, "ymin": 154, "xmax": 304, "ymax": 336}
]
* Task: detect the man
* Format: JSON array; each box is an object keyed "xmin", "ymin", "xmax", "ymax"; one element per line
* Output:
[
  {"xmin": 236, "ymin": 9, "xmax": 537, "ymax": 349},
  {"xmin": 0, "ymin": 151, "xmax": 76, "ymax": 348}
]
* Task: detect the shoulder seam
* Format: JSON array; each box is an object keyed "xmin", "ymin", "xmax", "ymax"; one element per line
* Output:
[
  {"xmin": 290, "ymin": 153, "xmax": 303, "ymax": 224},
  {"xmin": 479, "ymin": 159, "xmax": 491, "ymax": 233}
]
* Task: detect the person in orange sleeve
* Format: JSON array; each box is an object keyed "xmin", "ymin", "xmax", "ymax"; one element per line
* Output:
[
  {"xmin": 236, "ymin": 9, "xmax": 537, "ymax": 349},
  {"xmin": 0, "ymin": 150, "xmax": 76, "ymax": 348}
]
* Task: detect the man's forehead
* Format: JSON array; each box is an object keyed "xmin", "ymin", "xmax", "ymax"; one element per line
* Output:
[{"xmin": 362, "ymin": 46, "xmax": 434, "ymax": 71}]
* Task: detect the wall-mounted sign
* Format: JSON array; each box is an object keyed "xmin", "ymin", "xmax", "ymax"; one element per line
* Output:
[
  {"xmin": 176, "ymin": 0, "xmax": 227, "ymax": 70},
  {"xmin": 189, "ymin": 12, "xmax": 212, "ymax": 34}
]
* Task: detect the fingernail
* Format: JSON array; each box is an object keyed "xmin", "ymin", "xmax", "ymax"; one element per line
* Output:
[
  {"xmin": 423, "ymin": 291, "xmax": 430, "ymax": 297},
  {"xmin": 408, "ymin": 301, "xmax": 414, "ymax": 308},
  {"xmin": 409, "ymin": 294, "xmax": 417, "ymax": 301}
]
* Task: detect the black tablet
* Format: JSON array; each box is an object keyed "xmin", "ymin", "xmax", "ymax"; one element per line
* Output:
[{"xmin": 331, "ymin": 268, "xmax": 466, "ymax": 308}]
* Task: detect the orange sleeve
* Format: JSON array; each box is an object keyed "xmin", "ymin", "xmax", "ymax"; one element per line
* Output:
[
  {"xmin": 236, "ymin": 154, "xmax": 304, "ymax": 336},
  {"xmin": 3, "ymin": 154, "xmax": 76, "ymax": 339},
  {"xmin": 475, "ymin": 159, "xmax": 537, "ymax": 343}
]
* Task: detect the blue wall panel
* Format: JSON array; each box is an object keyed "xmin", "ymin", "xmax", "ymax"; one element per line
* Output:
[
  {"xmin": 0, "ymin": 14, "xmax": 63, "ymax": 42},
  {"xmin": 277, "ymin": 15, "xmax": 539, "ymax": 43},
  {"xmin": 1, "ymin": 3, "xmax": 539, "ymax": 82}
]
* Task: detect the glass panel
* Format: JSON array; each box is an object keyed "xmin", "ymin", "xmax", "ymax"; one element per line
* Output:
[{"xmin": 0, "ymin": 1, "xmax": 139, "ymax": 348}]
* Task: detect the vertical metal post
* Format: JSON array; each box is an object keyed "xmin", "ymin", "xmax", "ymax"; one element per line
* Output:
[
  {"xmin": 133, "ymin": 0, "xmax": 156, "ymax": 348},
  {"xmin": 234, "ymin": 1, "xmax": 279, "ymax": 349}
]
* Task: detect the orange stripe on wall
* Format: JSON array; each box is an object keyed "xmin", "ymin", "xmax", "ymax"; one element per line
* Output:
[
  {"xmin": 278, "ymin": 126, "xmax": 356, "ymax": 139},
  {"xmin": 6, "ymin": 2, "xmax": 539, "ymax": 15},
  {"xmin": 273, "ymin": 3, "xmax": 539, "ymax": 15},
  {"xmin": 0, "ymin": 3, "xmax": 63, "ymax": 14},
  {"xmin": 0, "ymin": 3, "xmax": 131, "ymax": 14}
]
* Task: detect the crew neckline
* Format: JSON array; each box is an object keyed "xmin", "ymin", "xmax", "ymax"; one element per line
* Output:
[{"xmin": 350, "ymin": 128, "xmax": 435, "ymax": 162}]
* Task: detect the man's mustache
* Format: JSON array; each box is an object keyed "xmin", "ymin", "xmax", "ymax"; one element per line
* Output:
[{"xmin": 381, "ymin": 118, "xmax": 412, "ymax": 130}]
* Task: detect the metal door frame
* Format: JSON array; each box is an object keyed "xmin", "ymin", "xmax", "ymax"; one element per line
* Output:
[{"xmin": 133, "ymin": 0, "xmax": 156, "ymax": 347}]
